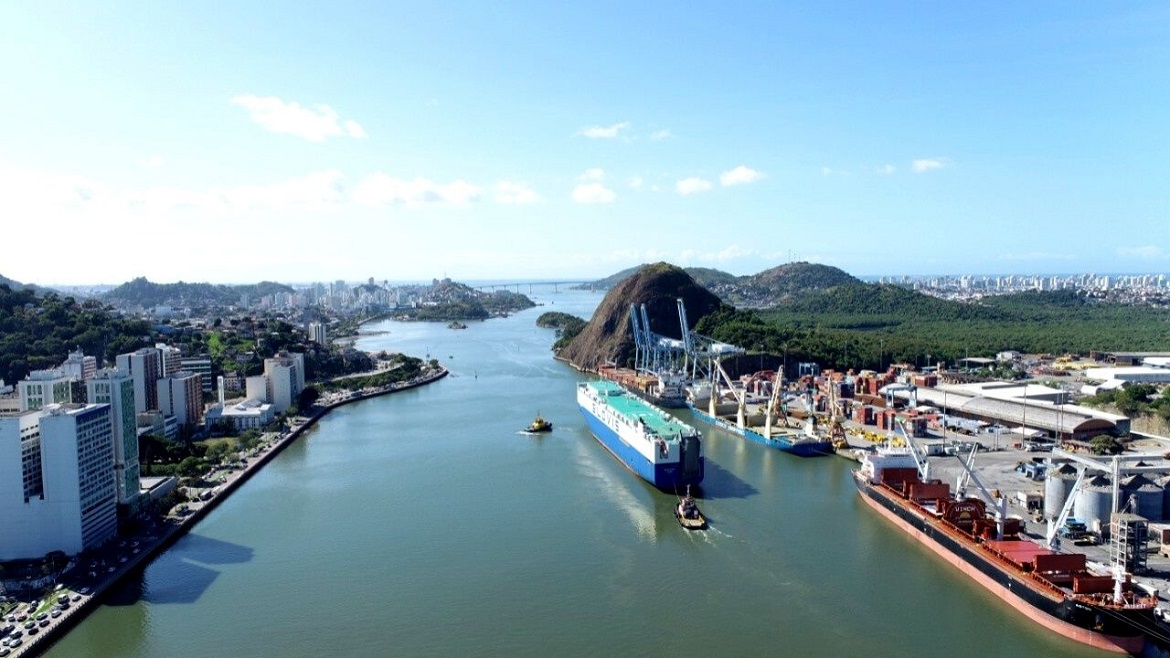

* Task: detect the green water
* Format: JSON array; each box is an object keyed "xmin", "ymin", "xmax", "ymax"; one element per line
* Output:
[{"xmin": 47, "ymin": 286, "xmax": 1103, "ymax": 657}]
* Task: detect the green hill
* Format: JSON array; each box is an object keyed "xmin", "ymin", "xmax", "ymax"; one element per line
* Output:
[
  {"xmin": 102, "ymin": 278, "xmax": 295, "ymax": 308},
  {"xmin": 0, "ymin": 285, "xmax": 153, "ymax": 383}
]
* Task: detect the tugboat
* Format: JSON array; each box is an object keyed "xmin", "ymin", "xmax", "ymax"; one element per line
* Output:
[
  {"xmin": 525, "ymin": 413, "xmax": 553, "ymax": 433},
  {"xmin": 674, "ymin": 487, "xmax": 707, "ymax": 530}
]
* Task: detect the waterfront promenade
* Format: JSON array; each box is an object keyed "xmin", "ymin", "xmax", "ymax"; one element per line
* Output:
[{"xmin": 3, "ymin": 367, "xmax": 448, "ymax": 658}]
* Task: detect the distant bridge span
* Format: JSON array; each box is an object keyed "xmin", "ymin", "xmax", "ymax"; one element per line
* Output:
[{"xmin": 472, "ymin": 280, "xmax": 595, "ymax": 293}]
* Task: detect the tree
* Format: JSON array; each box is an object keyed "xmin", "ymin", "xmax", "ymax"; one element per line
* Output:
[
  {"xmin": 1089, "ymin": 434, "xmax": 1123, "ymax": 455},
  {"xmin": 177, "ymin": 456, "xmax": 205, "ymax": 479}
]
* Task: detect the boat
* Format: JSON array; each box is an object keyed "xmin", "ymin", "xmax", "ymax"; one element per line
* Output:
[
  {"xmin": 577, "ymin": 379, "xmax": 704, "ymax": 491},
  {"xmin": 853, "ymin": 448, "xmax": 1157, "ymax": 654},
  {"xmin": 525, "ymin": 413, "xmax": 553, "ymax": 433},
  {"xmin": 689, "ymin": 366, "xmax": 832, "ymax": 457},
  {"xmin": 674, "ymin": 488, "xmax": 707, "ymax": 530},
  {"xmin": 597, "ymin": 365, "xmax": 688, "ymax": 408}
]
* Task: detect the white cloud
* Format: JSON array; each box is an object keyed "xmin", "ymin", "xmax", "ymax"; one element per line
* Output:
[
  {"xmin": 680, "ymin": 245, "xmax": 756, "ymax": 263},
  {"xmin": 351, "ymin": 174, "xmax": 481, "ymax": 206},
  {"xmin": 143, "ymin": 155, "xmax": 165, "ymax": 169},
  {"xmin": 719, "ymin": 165, "xmax": 764, "ymax": 187},
  {"xmin": 344, "ymin": 120, "xmax": 368, "ymax": 139},
  {"xmin": 1117, "ymin": 245, "xmax": 1167, "ymax": 260},
  {"xmin": 580, "ymin": 168, "xmax": 606, "ymax": 182},
  {"xmin": 579, "ymin": 121, "xmax": 629, "ymax": 139},
  {"xmin": 649, "ymin": 129, "xmax": 671, "ymax": 141},
  {"xmin": 628, "ymin": 176, "xmax": 644, "ymax": 189},
  {"xmin": 821, "ymin": 166, "xmax": 849, "ymax": 176},
  {"xmin": 571, "ymin": 183, "xmax": 615, "ymax": 204},
  {"xmin": 912, "ymin": 158, "xmax": 946, "ymax": 173},
  {"xmin": 494, "ymin": 181, "xmax": 540, "ymax": 204},
  {"xmin": 676, "ymin": 177, "xmax": 713, "ymax": 196},
  {"xmin": 221, "ymin": 170, "xmax": 347, "ymax": 212},
  {"xmin": 994, "ymin": 252, "xmax": 1076, "ymax": 261},
  {"xmin": 231, "ymin": 95, "xmax": 368, "ymax": 142},
  {"xmin": 876, "ymin": 164, "xmax": 896, "ymax": 175}
]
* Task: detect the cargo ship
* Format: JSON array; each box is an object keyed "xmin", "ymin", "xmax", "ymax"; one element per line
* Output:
[
  {"xmin": 688, "ymin": 365, "xmax": 833, "ymax": 457},
  {"xmin": 597, "ymin": 365, "xmax": 688, "ymax": 408},
  {"xmin": 854, "ymin": 449, "xmax": 1157, "ymax": 654},
  {"xmin": 577, "ymin": 379, "xmax": 704, "ymax": 490}
]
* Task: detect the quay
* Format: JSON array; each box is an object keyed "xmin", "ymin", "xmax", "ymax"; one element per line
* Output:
[{"xmin": 5, "ymin": 367, "xmax": 449, "ymax": 658}]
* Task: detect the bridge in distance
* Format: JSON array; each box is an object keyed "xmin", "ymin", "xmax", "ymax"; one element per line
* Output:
[{"xmin": 472, "ymin": 280, "xmax": 596, "ymax": 293}]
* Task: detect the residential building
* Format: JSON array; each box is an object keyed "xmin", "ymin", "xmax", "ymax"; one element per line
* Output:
[
  {"xmin": 0, "ymin": 404, "xmax": 117, "ymax": 559},
  {"xmin": 156, "ymin": 343, "xmax": 183, "ymax": 377},
  {"xmin": 263, "ymin": 352, "xmax": 304, "ymax": 413},
  {"xmin": 116, "ymin": 347, "xmax": 163, "ymax": 414},
  {"xmin": 179, "ymin": 355, "xmax": 214, "ymax": 394},
  {"xmin": 60, "ymin": 349, "xmax": 98, "ymax": 381},
  {"xmin": 157, "ymin": 371, "xmax": 203, "ymax": 434},
  {"xmin": 86, "ymin": 368, "xmax": 140, "ymax": 503},
  {"xmin": 18, "ymin": 369, "xmax": 83, "ymax": 411}
]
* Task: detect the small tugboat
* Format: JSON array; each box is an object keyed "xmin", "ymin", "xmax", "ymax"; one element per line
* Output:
[
  {"xmin": 525, "ymin": 413, "xmax": 553, "ymax": 433},
  {"xmin": 674, "ymin": 487, "xmax": 707, "ymax": 530}
]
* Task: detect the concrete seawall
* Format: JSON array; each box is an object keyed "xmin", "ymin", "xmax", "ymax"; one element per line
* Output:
[{"xmin": 16, "ymin": 368, "xmax": 449, "ymax": 657}]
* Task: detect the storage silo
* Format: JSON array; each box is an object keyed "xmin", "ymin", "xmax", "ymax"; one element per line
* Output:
[
  {"xmin": 1159, "ymin": 474, "xmax": 1170, "ymax": 520},
  {"xmin": 1073, "ymin": 474, "xmax": 1114, "ymax": 530},
  {"xmin": 1044, "ymin": 463, "xmax": 1079, "ymax": 520},
  {"xmin": 1121, "ymin": 473, "xmax": 1163, "ymax": 522}
]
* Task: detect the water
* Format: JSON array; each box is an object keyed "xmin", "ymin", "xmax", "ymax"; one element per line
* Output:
[{"xmin": 48, "ymin": 286, "xmax": 1103, "ymax": 657}]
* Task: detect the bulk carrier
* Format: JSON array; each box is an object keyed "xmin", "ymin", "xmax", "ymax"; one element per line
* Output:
[
  {"xmin": 854, "ymin": 448, "xmax": 1157, "ymax": 653},
  {"xmin": 577, "ymin": 379, "xmax": 704, "ymax": 490}
]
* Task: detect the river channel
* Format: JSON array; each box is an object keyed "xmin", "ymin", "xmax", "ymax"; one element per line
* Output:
[{"xmin": 47, "ymin": 285, "xmax": 1102, "ymax": 657}]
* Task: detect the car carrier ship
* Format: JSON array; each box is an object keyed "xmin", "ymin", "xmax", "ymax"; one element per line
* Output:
[{"xmin": 577, "ymin": 379, "xmax": 704, "ymax": 491}]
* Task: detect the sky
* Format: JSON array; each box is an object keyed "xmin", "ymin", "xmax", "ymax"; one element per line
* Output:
[{"xmin": 1, "ymin": 3, "xmax": 1168, "ymax": 285}]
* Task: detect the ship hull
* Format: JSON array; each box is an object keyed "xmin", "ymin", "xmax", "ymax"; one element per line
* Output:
[
  {"xmin": 689, "ymin": 406, "xmax": 833, "ymax": 457},
  {"xmin": 853, "ymin": 474, "xmax": 1148, "ymax": 654}
]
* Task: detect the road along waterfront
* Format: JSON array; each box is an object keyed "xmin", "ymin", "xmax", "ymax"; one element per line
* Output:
[{"xmin": 45, "ymin": 285, "xmax": 1108, "ymax": 657}]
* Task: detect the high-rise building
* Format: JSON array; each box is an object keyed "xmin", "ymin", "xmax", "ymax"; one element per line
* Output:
[
  {"xmin": 156, "ymin": 343, "xmax": 183, "ymax": 377},
  {"xmin": 179, "ymin": 355, "xmax": 214, "ymax": 393},
  {"xmin": 157, "ymin": 371, "xmax": 203, "ymax": 434},
  {"xmin": 60, "ymin": 349, "xmax": 98, "ymax": 381},
  {"xmin": 116, "ymin": 347, "xmax": 163, "ymax": 414},
  {"xmin": 0, "ymin": 403, "xmax": 117, "ymax": 559},
  {"xmin": 18, "ymin": 369, "xmax": 83, "ymax": 411},
  {"xmin": 263, "ymin": 352, "xmax": 304, "ymax": 413},
  {"xmin": 308, "ymin": 322, "xmax": 328, "ymax": 346},
  {"xmin": 87, "ymin": 368, "xmax": 140, "ymax": 503}
]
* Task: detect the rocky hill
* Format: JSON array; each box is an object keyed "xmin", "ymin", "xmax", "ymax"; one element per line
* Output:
[
  {"xmin": 577, "ymin": 261, "xmax": 858, "ymax": 308},
  {"xmin": 558, "ymin": 263, "xmax": 725, "ymax": 372},
  {"xmin": 577, "ymin": 264, "xmax": 737, "ymax": 291}
]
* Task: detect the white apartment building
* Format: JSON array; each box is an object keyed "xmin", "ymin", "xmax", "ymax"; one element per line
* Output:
[
  {"xmin": 116, "ymin": 347, "xmax": 163, "ymax": 414},
  {"xmin": 18, "ymin": 369, "xmax": 81, "ymax": 411},
  {"xmin": 157, "ymin": 371, "xmax": 203, "ymax": 434},
  {"xmin": 0, "ymin": 404, "xmax": 117, "ymax": 559},
  {"xmin": 263, "ymin": 352, "xmax": 304, "ymax": 413}
]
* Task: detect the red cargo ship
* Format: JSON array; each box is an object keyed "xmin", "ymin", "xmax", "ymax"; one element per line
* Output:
[{"xmin": 854, "ymin": 450, "xmax": 1157, "ymax": 654}]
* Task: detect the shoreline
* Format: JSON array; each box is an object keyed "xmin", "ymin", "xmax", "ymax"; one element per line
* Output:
[{"xmin": 10, "ymin": 367, "xmax": 449, "ymax": 658}]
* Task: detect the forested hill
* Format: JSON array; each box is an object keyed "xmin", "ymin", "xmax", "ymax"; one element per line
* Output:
[
  {"xmin": 779, "ymin": 282, "xmax": 1003, "ymax": 321},
  {"xmin": 577, "ymin": 264, "xmax": 737, "ymax": 290},
  {"xmin": 0, "ymin": 285, "xmax": 152, "ymax": 383},
  {"xmin": 0, "ymin": 273, "xmax": 52, "ymax": 296},
  {"xmin": 102, "ymin": 278, "xmax": 295, "ymax": 308},
  {"xmin": 578, "ymin": 261, "xmax": 857, "ymax": 308}
]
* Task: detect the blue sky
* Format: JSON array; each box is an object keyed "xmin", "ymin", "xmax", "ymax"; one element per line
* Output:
[{"xmin": 1, "ymin": 3, "xmax": 1167, "ymax": 285}]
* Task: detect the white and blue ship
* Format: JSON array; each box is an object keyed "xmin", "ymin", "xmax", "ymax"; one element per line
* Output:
[{"xmin": 577, "ymin": 379, "xmax": 704, "ymax": 491}]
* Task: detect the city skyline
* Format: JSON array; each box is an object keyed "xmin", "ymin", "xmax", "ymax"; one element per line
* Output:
[{"xmin": 2, "ymin": 3, "xmax": 1168, "ymax": 285}]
